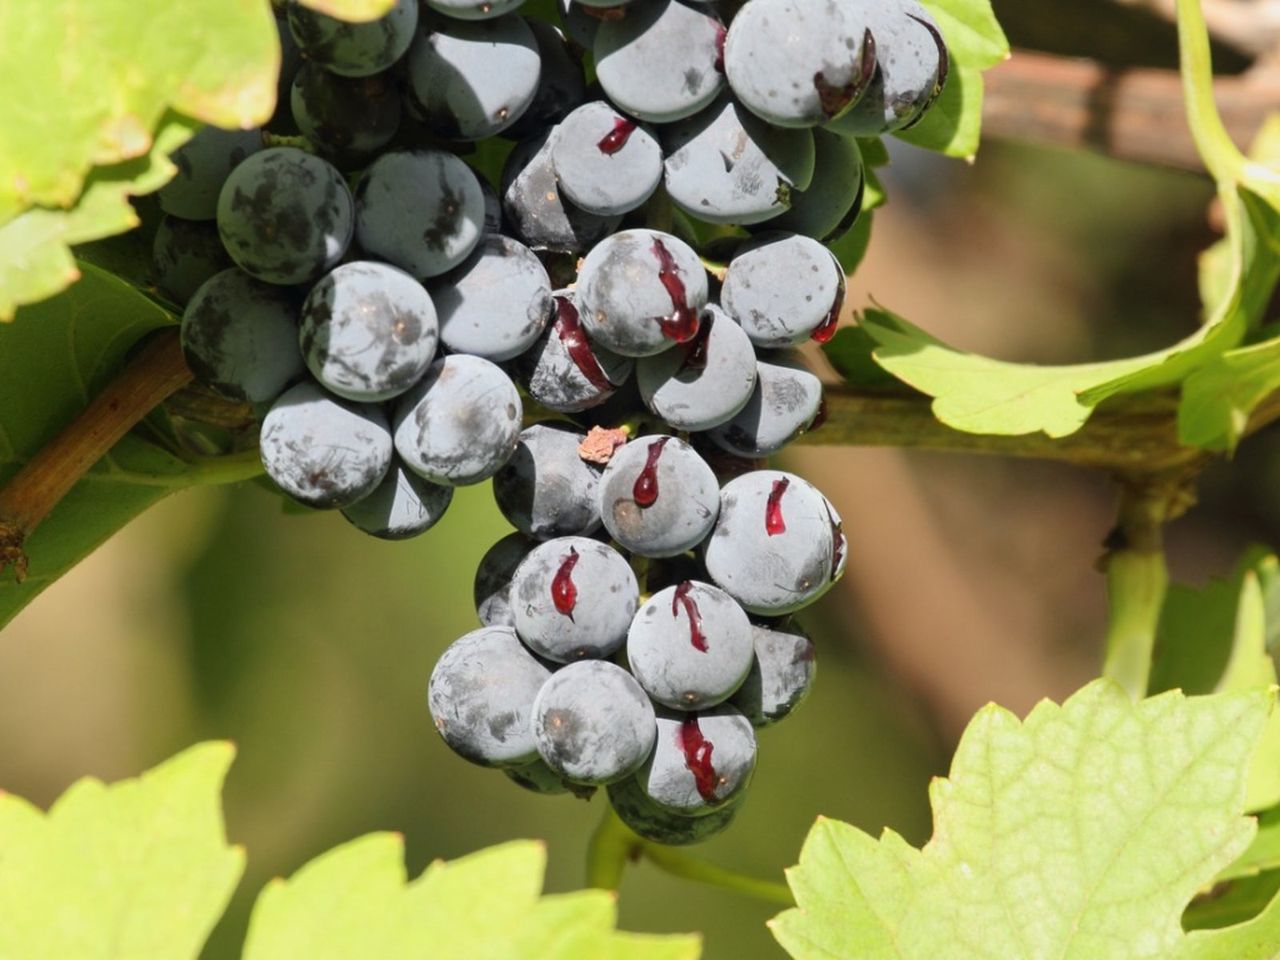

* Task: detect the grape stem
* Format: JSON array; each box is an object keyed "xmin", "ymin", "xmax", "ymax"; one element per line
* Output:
[
  {"xmin": 1100, "ymin": 472, "xmax": 1188, "ymax": 698},
  {"xmin": 0, "ymin": 329, "xmax": 193, "ymax": 580},
  {"xmin": 586, "ymin": 805, "xmax": 794, "ymax": 906}
]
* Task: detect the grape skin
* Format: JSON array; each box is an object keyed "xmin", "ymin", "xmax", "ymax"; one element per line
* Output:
[
  {"xmin": 152, "ymin": 216, "xmax": 232, "ymax": 307},
  {"xmin": 608, "ymin": 776, "xmax": 741, "ymax": 845},
  {"xmin": 159, "ymin": 126, "xmax": 263, "ymax": 222},
  {"xmin": 393, "ymin": 354, "xmax": 523, "ymax": 486},
  {"xmin": 501, "ymin": 130, "xmax": 622, "ymax": 254},
  {"xmin": 216, "ymin": 147, "xmax": 354, "ymax": 286},
  {"xmin": 404, "ymin": 14, "xmax": 542, "ymax": 141},
  {"xmin": 260, "ymin": 381, "xmax": 393, "ymax": 509},
  {"xmin": 180, "ymin": 268, "xmax": 304, "ymax": 404},
  {"xmin": 730, "ymin": 622, "xmax": 817, "ymax": 726},
  {"xmin": 355, "ymin": 149, "xmax": 486, "ymax": 281},
  {"xmin": 289, "ymin": 62, "xmax": 401, "ymax": 167},
  {"xmin": 531, "ymin": 660, "xmax": 657, "ymax": 785},
  {"xmin": 720, "ymin": 232, "xmax": 844, "ymax": 346},
  {"xmin": 594, "ymin": 0, "xmax": 725, "ymax": 123},
  {"xmin": 299, "ymin": 261, "xmax": 439, "ymax": 403},
  {"xmin": 493, "ymin": 423, "xmax": 603, "ymax": 539},
  {"xmin": 341, "ymin": 457, "xmax": 453, "ymax": 540},
  {"xmin": 705, "ymin": 351, "xmax": 824, "ymax": 457},
  {"xmin": 474, "ymin": 531, "xmax": 538, "ymax": 626},
  {"xmin": 286, "ymin": 0, "xmax": 418, "ymax": 77}
]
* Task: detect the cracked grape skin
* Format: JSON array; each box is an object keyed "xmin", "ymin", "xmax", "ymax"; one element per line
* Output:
[
  {"xmin": 577, "ymin": 229, "xmax": 709, "ymax": 358},
  {"xmin": 598, "ymin": 436, "xmax": 720, "ymax": 558},
  {"xmin": 825, "ymin": 0, "xmax": 948, "ymax": 137},
  {"xmin": 662, "ymin": 94, "xmax": 815, "ymax": 227},
  {"xmin": 511, "ymin": 536, "xmax": 638, "ymax": 662},
  {"xmin": 501, "ymin": 131, "xmax": 622, "ymax": 255},
  {"xmin": 180, "ymin": 268, "xmax": 304, "ymax": 404},
  {"xmin": 475, "ymin": 531, "xmax": 538, "ymax": 627},
  {"xmin": 637, "ymin": 705, "xmax": 757, "ymax": 814},
  {"xmin": 216, "ymin": 147, "xmax": 354, "ymax": 287},
  {"xmin": 636, "ymin": 305, "xmax": 758, "ymax": 431},
  {"xmin": 404, "ymin": 14, "xmax": 541, "ymax": 141},
  {"xmin": 723, "ymin": 0, "xmax": 876, "ymax": 128},
  {"xmin": 393, "ymin": 354, "xmax": 523, "ymax": 486},
  {"xmin": 300, "ymin": 261, "xmax": 439, "ymax": 403},
  {"xmin": 550, "ymin": 102, "xmax": 663, "ymax": 217},
  {"xmin": 504, "ymin": 20, "xmax": 587, "ymax": 140},
  {"xmin": 705, "ymin": 350, "xmax": 824, "ymax": 457},
  {"xmin": 720, "ymin": 232, "xmax": 844, "ymax": 346},
  {"xmin": 769, "ymin": 128, "xmax": 865, "ymax": 241},
  {"xmin": 493, "ymin": 423, "xmax": 603, "ymax": 540},
  {"xmin": 286, "ymin": 0, "xmax": 418, "ymax": 77},
  {"xmin": 703, "ymin": 470, "xmax": 847, "ymax": 615},
  {"xmin": 428, "ymin": 625, "xmax": 553, "ymax": 767},
  {"xmin": 355, "ymin": 149, "xmax": 486, "ymax": 281},
  {"xmin": 730, "ymin": 622, "xmax": 817, "ymax": 726},
  {"xmin": 594, "ymin": 0, "xmax": 725, "ymax": 124},
  {"xmin": 152, "ymin": 216, "xmax": 232, "ymax": 307},
  {"xmin": 341, "ymin": 457, "xmax": 453, "ymax": 540},
  {"xmin": 627, "ymin": 581, "xmax": 754, "ymax": 710},
  {"xmin": 608, "ymin": 776, "xmax": 741, "ymax": 845},
  {"xmin": 531, "ymin": 660, "xmax": 657, "ymax": 785},
  {"xmin": 289, "ymin": 63, "xmax": 402, "ymax": 168},
  {"xmin": 158, "ymin": 126, "xmax": 263, "ymax": 221},
  {"xmin": 260, "ymin": 381, "xmax": 393, "ymax": 509},
  {"xmin": 430, "ymin": 235, "xmax": 553, "ymax": 362},
  {"xmin": 513, "ymin": 290, "xmax": 633, "ymax": 413}
]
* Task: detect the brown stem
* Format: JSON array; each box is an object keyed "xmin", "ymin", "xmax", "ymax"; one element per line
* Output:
[
  {"xmin": 982, "ymin": 50, "xmax": 1277, "ymax": 170},
  {"xmin": 0, "ymin": 328, "xmax": 192, "ymax": 581},
  {"xmin": 797, "ymin": 384, "xmax": 1280, "ymax": 472}
]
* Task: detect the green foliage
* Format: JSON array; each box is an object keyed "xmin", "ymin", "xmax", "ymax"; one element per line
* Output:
[
  {"xmin": 0, "ymin": 742, "xmax": 243, "ymax": 959},
  {"xmin": 0, "ymin": 264, "xmax": 254, "ymax": 629},
  {"xmin": 243, "ymin": 835, "xmax": 699, "ymax": 959},
  {"xmin": 770, "ymin": 681, "xmax": 1277, "ymax": 959},
  {"xmin": 900, "ymin": 0, "xmax": 1009, "ymax": 159},
  {"xmin": 0, "ymin": 744, "xmax": 697, "ymax": 960},
  {"xmin": 0, "ymin": 0, "xmax": 281, "ymax": 318}
]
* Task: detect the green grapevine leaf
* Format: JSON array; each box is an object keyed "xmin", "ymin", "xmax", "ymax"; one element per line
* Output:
[
  {"xmin": 0, "ymin": 0, "xmax": 279, "ymax": 317},
  {"xmin": 771, "ymin": 681, "xmax": 1274, "ymax": 959},
  {"xmin": 898, "ymin": 0, "xmax": 1009, "ymax": 159},
  {"xmin": 0, "ymin": 743, "xmax": 243, "ymax": 960},
  {"xmin": 242, "ymin": 834, "xmax": 701, "ymax": 959},
  {"xmin": 858, "ymin": 176, "xmax": 1276, "ymax": 437},
  {"xmin": 0, "ymin": 116, "xmax": 197, "ymax": 320},
  {"xmin": 0, "ymin": 263, "xmax": 252, "ymax": 630}
]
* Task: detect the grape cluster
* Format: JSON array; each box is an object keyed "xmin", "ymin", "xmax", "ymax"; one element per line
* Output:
[{"xmin": 157, "ymin": 0, "xmax": 947, "ymax": 845}]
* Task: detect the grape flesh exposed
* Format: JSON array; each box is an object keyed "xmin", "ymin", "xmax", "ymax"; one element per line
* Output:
[
  {"xmin": 627, "ymin": 581, "xmax": 755, "ymax": 709},
  {"xmin": 635, "ymin": 705, "xmax": 757, "ymax": 813},
  {"xmin": 166, "ymin": 0, "xmax": 952, "ymax": 848},
  {"xmin": 636, "ymin": 305, "xmax": 757, "ymax": 431},
  {"xmin": 597, "ymin": 436, "xmax": 719, "ymax": 558},
  {"xmin": 577, "ymin": 229, "xmax": 709, "ymax": 357},
  {"xmin": 511, "ymin": 536, "xmax": 638, "ymax": 661},
  {"xmin": 550, "ymin": 102, "xmax": 663, "ymax": 216},
  {"xmin": 216, "ymin": 148, "xmax": 354, "ymax": 286},
  {"xmin": 723, "ymin": 0, "xmax": 876, "ymax": 128}
]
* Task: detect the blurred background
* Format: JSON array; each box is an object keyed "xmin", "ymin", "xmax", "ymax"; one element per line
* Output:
[{"xmin": 3, "ymin": 2, "xmax": 1279, "ymax": 957}]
